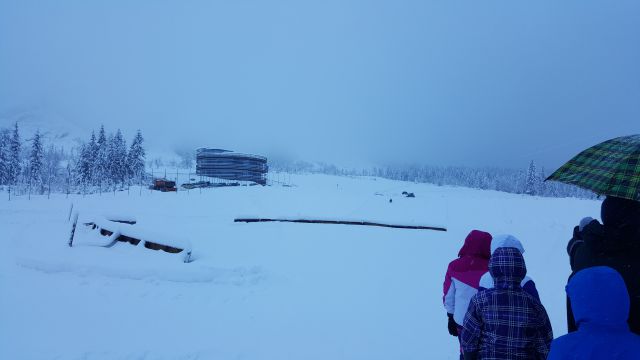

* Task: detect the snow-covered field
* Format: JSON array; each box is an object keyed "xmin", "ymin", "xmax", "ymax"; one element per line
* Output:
[{"xmin": 0, "ymin": 173, "xmax": 599, "ymax": 359}]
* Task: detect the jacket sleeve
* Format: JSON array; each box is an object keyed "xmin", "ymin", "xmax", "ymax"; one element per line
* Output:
[
  {"xmin": 460, "ymin": 295, "xmax": 482, "ymax": 354},
  {"xmin": 534, "ymin": 303, "xmax": 554, "ymax": 359},
  {"xmin": 523, "ymin": 279, "xmax": 540, "ymax": 302},
  {"xmin": 567, "ymin": 226, "xmax": 584, "ymax": 270},
  {"xmin": 443, "ymin": 263, "xmax": 456, "ymax": 314}
]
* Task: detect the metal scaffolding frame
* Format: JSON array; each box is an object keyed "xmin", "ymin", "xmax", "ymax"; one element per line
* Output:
[{"xmin": 196, "ymin": 148, "xmax": 268, "ymax": 185}]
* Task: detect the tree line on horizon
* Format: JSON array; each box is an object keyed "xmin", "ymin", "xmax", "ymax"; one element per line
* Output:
[
  {"xmin": 268, "ymin": 159, "xmax": 597, "ymax": 200},
  {"xmin": 1, "ymin": 123, "xmax": 595, "ymax": 200}
]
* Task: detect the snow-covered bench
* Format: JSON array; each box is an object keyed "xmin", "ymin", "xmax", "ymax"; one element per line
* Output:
[{"xmin": 70, "ymin": 214, "xmax": 193, "ymax": 263}]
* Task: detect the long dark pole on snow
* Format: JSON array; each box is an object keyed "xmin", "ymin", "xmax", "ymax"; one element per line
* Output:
[{"xmin": 234, "ymin": 218, "xmax": 447, "ymax": 231}]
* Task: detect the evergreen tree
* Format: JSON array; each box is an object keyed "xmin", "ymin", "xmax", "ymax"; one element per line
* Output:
[
  {"xmin": 127, "ymin": 130, "xmax": 145, "ymax": 181},
  {"xmin": 8, "ymin": 122, "xmax": 21, "ymax": 185},
  {"xmin": 76, "ymin": 143, "xmax": 92, "ymax": 185},
  {"xmin": 29, "ymin": 130, "xmax": 44, "ymax": 192},
  {"xmin": 43, "ymin": 144, "xmax": 62, "ymax": 194},
  {"xmin": 0, "ymin": 129, "xmax": 9, "ymax": 185},
  {"xmin": 95, "ymin": 125, "xmax": 108, "ymax": 187},
  {"xmin": 524, "ymin": 160, "xmax": 539, "ymax": 195},
  {"xmin": 65, "ymin": 162, "xmax": 73, "ymax": 194},
  {"xmin": 97, "ymin": 125, "xmax": 107, "ymax": 147},
  {"xmin": 108, "ymin": 129, "xmax": 127, "ymax": 186},
  {"xmin": 94, "ymin": 125, "xmax": 108, "ymax": 184},
  {"xmin": 87, "ymin": 131, "xmax": 98, "ymax": 184},
  {"xmin": 538, "ymin": 167, "xmax": 547, "ymax": 196}
]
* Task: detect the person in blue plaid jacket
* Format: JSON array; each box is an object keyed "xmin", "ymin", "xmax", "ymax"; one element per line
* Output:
[{"xmin": 460, "ymin": 246, "xmax": 553, "ymax": 359}]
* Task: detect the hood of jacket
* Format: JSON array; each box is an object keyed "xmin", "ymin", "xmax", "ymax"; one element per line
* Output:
[
  {"xmin": 458, "ymin": 230, "xmax": 492, "ymax": 259},
  {"xmin": 491, "ymin": 234, "xmax": 525, "ymax": 255},
  {"xmin": 567, "ymin": 266, "xmax": 630, "ymax": 330},
  {"xmin": 489, "ymin": 247, "xmax": 526, "ymax": 289}
]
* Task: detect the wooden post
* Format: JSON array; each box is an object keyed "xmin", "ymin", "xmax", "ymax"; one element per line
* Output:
[{"xmin": 68, "ymin": 212, "xmax": 79, "ymax": 247}]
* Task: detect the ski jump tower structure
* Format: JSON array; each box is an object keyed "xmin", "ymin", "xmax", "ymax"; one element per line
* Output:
[{"xmin": 195, "ymin": 148, "xmax": 269, "ymax": 185}]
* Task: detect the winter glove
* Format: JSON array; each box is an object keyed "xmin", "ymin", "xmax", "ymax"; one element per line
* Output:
[
  {"xmin": 579, "ymin": 217, "xmax": 595, "ymax": 231},
  {"xmin": 567, "ymin": 226, "xmax": 584, "ymax": 258},
  {"xmin": 447, "ymin": 313, "xmax": 458, "ymax": 336},
  {"xmin": 568, "ymin": 217, "xmax": 595, "ymax": 257}
]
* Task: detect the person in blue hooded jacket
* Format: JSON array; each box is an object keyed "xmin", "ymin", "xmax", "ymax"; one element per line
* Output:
[{"xmin": 548, "ymin": 266, "xmax": 640, "ymax": 360}]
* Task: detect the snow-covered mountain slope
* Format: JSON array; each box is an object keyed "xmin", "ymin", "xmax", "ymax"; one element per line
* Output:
[
  {"xmin": 0, "ymin": 173, "xmax": 599, "ymax": 359},
  {"xmin": 0, "ymin": 108, "xmax": 187, "ymax": 165},
  {"xmin": 0, "ymin": 108, "xmax": 86, "ymax": 150}
]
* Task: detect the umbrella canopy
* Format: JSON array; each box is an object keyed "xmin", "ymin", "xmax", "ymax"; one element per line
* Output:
[{"xmin": 546, "ymin": 135, "xmax": 640, "ymax": 201}]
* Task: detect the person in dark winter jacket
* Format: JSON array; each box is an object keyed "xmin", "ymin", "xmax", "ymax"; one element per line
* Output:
[
  {"xmin": 566, "ymin": 196, "xmax": 640, "ymax": 334},
  {"xmin": 461, "ymin": 247, "xmax": 553, "ymax": 360},
  {"xmin": 478, "ymin": 234, "xmax": 540, "ymax": 301},
  {"xmin": 443, "ymin": 230, "xmax": 492, "ymax": 357},
  {"xmin": 549, "ymin": 266, "xmax": 640, "ymax": 360}
]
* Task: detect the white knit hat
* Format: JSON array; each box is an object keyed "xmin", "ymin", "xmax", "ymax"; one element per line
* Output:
[{"xmin": 491, "ymin": 234, "xmax": 525, "ymax": 255}]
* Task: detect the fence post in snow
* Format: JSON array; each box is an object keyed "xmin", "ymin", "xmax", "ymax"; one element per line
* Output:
[
  {"xmin": 68, "ymin": 212, "xmax": 79, "ymax": 247},
  {"xmin": 68, "ymin": 203, "xmax": 74, "ymax": 222}
]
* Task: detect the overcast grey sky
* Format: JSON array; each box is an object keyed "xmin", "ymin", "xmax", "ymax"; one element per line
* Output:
[{"xmin": 1, "ymin": 0, "xmax": 639, "ymax": 169}]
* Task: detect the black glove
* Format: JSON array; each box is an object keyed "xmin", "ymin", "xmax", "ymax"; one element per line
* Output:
[
  {"xmin": 579, "ymin": 217, "xmax": 595, "ymax": 231},
  {"xmin": 447, "ymin": 313, "xmax": 458, "ymax": 336},
  {"xmin": 570, "ymin": 217, "xmax": 596, "ymax": 244}
]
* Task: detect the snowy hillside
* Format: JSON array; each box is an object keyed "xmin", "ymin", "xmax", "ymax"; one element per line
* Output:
[
  {"xmin": 0, "ymin": 173, "xmax": 599, "ymax": 359},
  {"xmin": 0, "ymin": 108, "xmax": 184, "ymax": 165},
  {"xmin": 0, "ymin": 108, "xmax": 86, "ymax": 149}
]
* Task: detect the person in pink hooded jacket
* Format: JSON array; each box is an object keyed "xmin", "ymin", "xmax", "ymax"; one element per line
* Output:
[{"xmin": 443, "ymin": 230, "xmax": 492, "ymax": 358}]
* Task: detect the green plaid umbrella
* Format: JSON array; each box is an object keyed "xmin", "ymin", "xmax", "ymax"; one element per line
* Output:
[{"xmin": 546, "ymin": 135, "xmax": 640, "ymax": 201}]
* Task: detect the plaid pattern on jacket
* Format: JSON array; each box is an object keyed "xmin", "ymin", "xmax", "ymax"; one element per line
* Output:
[{"xmin": 461, "ymin": 247, "xmax": 553, "ymax": 359}]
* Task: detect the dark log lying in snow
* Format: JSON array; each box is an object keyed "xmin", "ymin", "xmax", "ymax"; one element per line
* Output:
[{"xmin": 234, "ymin": 218, "xmax": 447, "ymax": 231}]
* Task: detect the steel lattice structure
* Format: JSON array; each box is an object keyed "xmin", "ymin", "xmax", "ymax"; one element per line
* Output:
[{"xmin": 196, "ymin": 148, "xmax": 268, "ymax": 185}]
